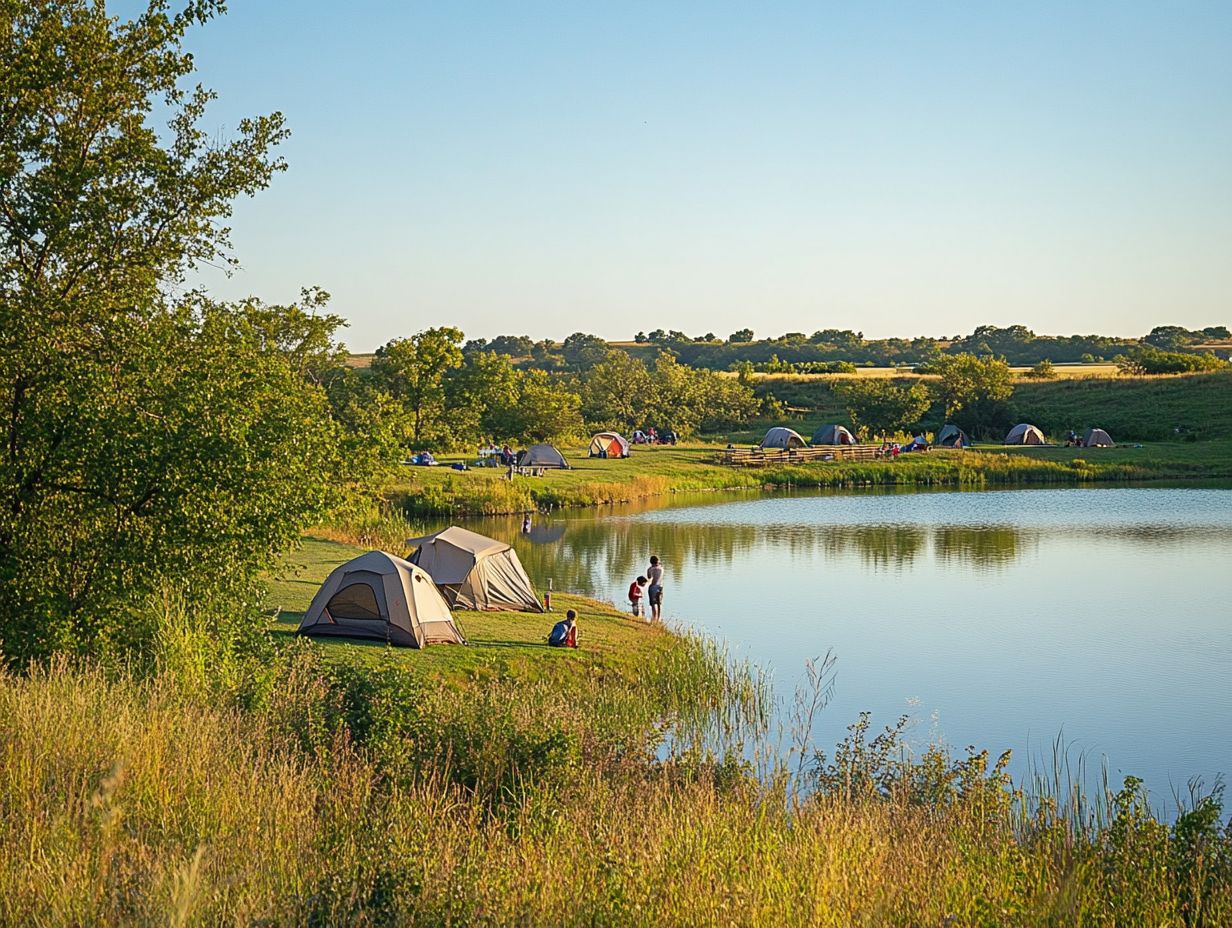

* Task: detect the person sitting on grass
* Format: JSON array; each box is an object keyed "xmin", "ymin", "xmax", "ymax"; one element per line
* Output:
[
  {"xmin": 628, "ymin": 575, "xmax": 647, "ymax": 618},
  {"xmin": 548, "ymin": 609, "xmax": 579, "ymax": 648}
]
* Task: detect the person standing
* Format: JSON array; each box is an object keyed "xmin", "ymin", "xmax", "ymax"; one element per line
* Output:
[{"xmin": 646, "ymin": 555, "xmax": 664, "ymax": 621}]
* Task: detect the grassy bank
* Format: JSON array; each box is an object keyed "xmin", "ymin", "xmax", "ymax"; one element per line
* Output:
[
  {"xmin": 369, "ymin": 439, "xmax": 1232, "ymax": 519},
  {"xmin": 2, "ymin": 539, "xmax": 1229, "ymax": 925}
]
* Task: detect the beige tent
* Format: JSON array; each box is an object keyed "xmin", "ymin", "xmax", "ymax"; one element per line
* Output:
[
  {"xmin": 1004, "ymin": 423, "xmax": 1046, "ymax": 445},
  {"xmin": 297, "ymin": 550, "xmax": 465, "ymax": 647},
  {"xmin": 407, "ymin": 526, "xmax": 543, "ymax": 612},
  {"xmin": 760, "ymin": 427, "xmax": 808, "ymax": 450},
  {"xmin": 1083, "ymin": 428, "xmax": 1114, "ymax": 447}
]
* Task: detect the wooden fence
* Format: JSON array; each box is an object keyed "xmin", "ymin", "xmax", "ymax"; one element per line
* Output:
[{"xmin": 716, "ymin": 444, "xmax": 887, "ymax": 467}]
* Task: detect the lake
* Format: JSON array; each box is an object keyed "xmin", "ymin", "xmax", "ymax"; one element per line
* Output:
[{"xmin": 461, "ymin": 486, "xmax": 1232, "ymax": 805}]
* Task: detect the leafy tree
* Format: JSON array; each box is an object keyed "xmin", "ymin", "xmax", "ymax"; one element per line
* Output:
[
  {"xmin": 833, "ymin": 380, "xmax": 932, "ymax": 433},
  {"xmin": 580, "ymin": 351, "xmax": 657, "ymax": 431},
  {"xmin": 935, "ymin": 354, "xmax": 1015, "ymax": 436},
  {"xmin": 1143, "ymin": 326, "xmax": 1194, "ymax": 350},
  {"xmin": 0, "ymin": 1, "xmax": 348, "ymax": 665},
  {"xmin": 729, "ymin": 329, "xmax": 754, "ymax": 343},
  {"xmin": 1026, "ymin": 359, "xmax": 1057, "ymax": 379},
  {"xmin": 633, "ymin": 331, "xmax": 648, "ymax": 344},
  {"xmin": 506, "ymin": 371, "xmax": 583, "ymax": 443},
  {"xmin": 487, "ymin": 334, "xmax": 535, "ymax": 358},
  {"xmin": 561, "ymin": 332, "xmax": 609, "ymax": 371},
  {"xmin": 446, "ymin": 351, "xmax": 521, "ymax": 443},
  {"xmin": 1200, "ymin": 325, "xmax": 1230, "ymax": 340},
  {"xmin": 530, "ymin": 339, "xmax": 563, "ymax": 368},
  {"xmin": 370, "ymin": 328, "xmax": 464, "ymax": 446}
]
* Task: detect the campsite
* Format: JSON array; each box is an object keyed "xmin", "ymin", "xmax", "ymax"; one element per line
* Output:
[{"xmin": 4, "ymin": 2, "xmax": 1232, "ymax": 926}]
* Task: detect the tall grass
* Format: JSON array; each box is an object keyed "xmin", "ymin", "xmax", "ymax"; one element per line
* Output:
[{"xmin": 3, "ymin": 629, "xmax": 1229, "ymax": 925}]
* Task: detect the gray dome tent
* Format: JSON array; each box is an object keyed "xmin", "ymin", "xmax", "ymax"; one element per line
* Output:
[
  {"xmin": 937, "ymin": 424, "xmax": 971, "ymax": 448},
  {"xmin": 517, "ymin": 444, "xmax": 569, "ymax": 468},
  {"xmin": 812, "ymin": 424, "xmax": 857, "ymax": 445},
  {"xmin": 1083, "ymin": 428, "xmax": 1114, "ymax": 447},
  {"xmin": 298, "ymin": 550, "xmax": 465, "ymax": 647},
  {"xmin": 760, "ymin": 427, "xmax": 808, "ymax": 450},
  {"xmin": 1004, "ymin": 423, "xmax": 1046, "ymax": 445},
  {"xmin": 408, "ymin": 526, "xmax": 543, "ymax": 612}
]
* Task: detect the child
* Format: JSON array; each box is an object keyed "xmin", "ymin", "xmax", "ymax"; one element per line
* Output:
[
  {"xmin": 548, "ymin": 609, "xmax": 579, "ymax": 648},
  {"xmin": 628, "ymin": 576, "xmax": 647, "ymax": 618}
]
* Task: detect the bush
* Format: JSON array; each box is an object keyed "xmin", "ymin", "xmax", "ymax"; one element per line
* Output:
[{"xmin": 1115, "ymin": 346, "xmax": 1228, "ymax": 375}]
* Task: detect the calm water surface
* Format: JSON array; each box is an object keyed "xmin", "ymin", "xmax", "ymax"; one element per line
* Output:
[{"xmin": 465, "ymin": 487, "xmax": 1232, "ymax": 802}]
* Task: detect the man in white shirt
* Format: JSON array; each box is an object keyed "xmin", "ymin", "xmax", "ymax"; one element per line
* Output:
[{"xmin": 646, "ymin": 555, "xmax": 664, "ymax": 621}]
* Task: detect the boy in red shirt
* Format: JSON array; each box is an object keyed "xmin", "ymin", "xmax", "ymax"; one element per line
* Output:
[{"xmin": 628, "ymin": 575, "xmax": 647, "ymax": 618}]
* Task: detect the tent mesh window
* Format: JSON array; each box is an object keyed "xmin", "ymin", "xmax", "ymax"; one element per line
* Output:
[{"xmin": 326, "ymin": 582, "xmax": 383, "ymax": 620}]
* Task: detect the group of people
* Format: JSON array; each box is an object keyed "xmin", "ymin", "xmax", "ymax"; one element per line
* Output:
[
  {"xmin": 626, "ymin": 554, "xmax": 664, "ymax": 621},
  {"xmin": 878, "ymin": 434, "xmax": 930, "ymax": 457},
  {"xmin": 547, "ymin": 554, "xmax": 665, "ymax": 649},
  {"xmin": 630, "ymin": 427, "xmax": 678, "ymax": 445}
]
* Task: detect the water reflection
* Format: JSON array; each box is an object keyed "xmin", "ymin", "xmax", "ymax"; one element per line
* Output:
[
  {"xmin": 485, "ymin": 519, "xmax": 1052, "ymax": 595},
  {"xmin": 459, "ymin": 487, "xmax": 1232, "ymax": 598}
]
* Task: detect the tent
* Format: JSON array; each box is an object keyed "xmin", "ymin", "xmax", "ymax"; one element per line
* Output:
[
  {"xmin": 760, "ymin": 427, "xmax": 808, "ymax": 450},
  {"xmin": 588, "ymin": 431, "xmax": 630, "ymax": 458},
  {"xmin": 298, "ymin": 550, "xmax": 465, "ymax": 647},
  {"xmin": 937, "ymin": 424, "xmax": 971, "ymax": 448},
  {"xmin": 407, "ymin": 525, "xmax": 543, "ymax": 612},
  {"xmin": 1004, "ymin": 423, "xmax": 1046, "ymax": 445},
  {"xmin": 812, "ymin": 424, "xmax": 857, "ymax": 445},
  {"xmin": 1083, "ymin": 427, "xmax": 1115, "ymax": 447},
  {"xmin": 517, "ymin": 444, "xmax": 569, "ymax": 469}
]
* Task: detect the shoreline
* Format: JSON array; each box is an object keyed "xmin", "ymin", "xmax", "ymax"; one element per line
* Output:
[{"xmin": 383, "ymin": 441, "xmax": 1232, "ymax": 518}]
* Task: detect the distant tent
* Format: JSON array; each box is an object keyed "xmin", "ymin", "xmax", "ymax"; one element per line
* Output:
[
  {"xmin": 517, "ymin": 444, "xmax": 569, "ymax": 469},
  {"xmin": 812, "ymin": 424, "xmax": 858, "ymax": 445},
  {"xmin": 407, "ymin": 526, "xmax": 543, "ymax": 612},
  {"xmin": 760, "ymin": 427, "xmax": 808, "ymax": 450},
  {"xmin": 1083, "ymin": 428, "xmax": 1115, "ymax": 448},
  {"xmin": 588, "ymin": 431, "xmax": 630, "ymax": 458},
  {"xmin": 937, "ymin": 425, "xmax": 971, "ymax": 448},
  {"xmin": 1004, "ymin": 423, "xmax": 1047, "ymax": 445},
  {"xmin": 298, "ymin": 551, "xmax": 465, "ymax": 647}
]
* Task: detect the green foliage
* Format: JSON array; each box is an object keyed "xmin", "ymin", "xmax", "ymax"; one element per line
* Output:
[
  {"xmin": 580, "ymin": 350, "xmax": 759, "ymax": 436},
  {"xmin": 0, "ymin": 2, "xmax": 351, "ymax": 665},
  {"xmin": 935, "ymin": 353, "xmax": 1016, "ymax": 437},
  {"xmin": 1027, "ymin": 359, "xmax": 1057, "ymax": 379},
  {"xmin": 729, "ymin": 328, "xmax": 754, "ymax": 343},
  {"xmin": 505, "ymin": 370, "xmax": 584, "ymax": 443},
  {"xmin": 1116, "ymin": 345, "xmax": 1227, "ymax": 375},
  {"xmin": 370, "ymin": 327, "xmax": 465, "ymax": 446},
  {"xmin": 832, "ymin": 379, "xmax": 932, "ymax": 434},
  {"xmin": 560, "ymin": 332, "xmax": 609, "ymax": 371}
]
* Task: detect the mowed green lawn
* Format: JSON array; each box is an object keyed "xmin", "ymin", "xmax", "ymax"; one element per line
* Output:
[{"xmin": 265, "ymin": 536, "xmax": 670, "ymax": 685}]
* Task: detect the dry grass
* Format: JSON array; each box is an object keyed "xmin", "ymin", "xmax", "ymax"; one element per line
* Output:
[{"xmin": 2, "ymin": 655, "xmax": 1228, "ymax": 926}]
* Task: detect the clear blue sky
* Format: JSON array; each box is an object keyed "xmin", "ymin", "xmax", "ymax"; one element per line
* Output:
[{"xmin": 177, "ymin": 1, "xmax": 1232, "ymax": 351}]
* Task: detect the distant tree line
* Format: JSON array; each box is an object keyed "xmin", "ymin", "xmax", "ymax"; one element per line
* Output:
[
  {"xmin": 466, "ymin": 322, "xmax": 1230, "ymax": 371},
  {"xmin": 366, "ymin": 329, "xmax": 763, "ymax": 451}
]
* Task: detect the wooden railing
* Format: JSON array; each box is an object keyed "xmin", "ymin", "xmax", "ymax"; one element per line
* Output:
[{"xmin": 716, "ymin": 444, "xmax": 887, "ymax": 467}]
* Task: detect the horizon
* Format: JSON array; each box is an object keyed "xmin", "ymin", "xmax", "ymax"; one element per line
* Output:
[{"xmin": 165, "ymin": 1, "xmax": 1231, "ymax": 351}]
